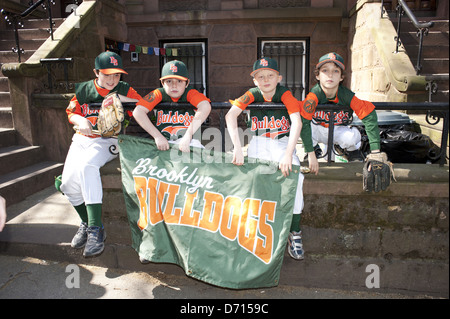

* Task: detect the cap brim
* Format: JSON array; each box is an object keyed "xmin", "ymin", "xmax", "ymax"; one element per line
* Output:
[
  {"xmin": 160, "ymin": 75, "xmax": 189, "ymax": 81},
  {"xmin": 250, "ymin": 68, "xmax": 279, "ymax": 77},
  {"xmin": 316, "ymin": 59, "xmax": 345, "ymax": 70},
  {"xmin": 99, "ymin": 68, "xmax": 128, "ymax": 75}
]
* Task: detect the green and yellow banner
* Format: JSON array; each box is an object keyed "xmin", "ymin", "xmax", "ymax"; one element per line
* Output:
[{"xmin": 118, "ymin": 135, "xmax": 299, "ymax": 289}]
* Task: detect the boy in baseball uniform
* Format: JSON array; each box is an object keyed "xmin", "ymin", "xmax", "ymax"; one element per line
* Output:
[
  {"xmin": 60, "ymin": 51, "xmax": 141, "ymax": 257},
  {"xmin": 133, "ymin": 60, "xmax": 211, "ymax": 152},
  {"xmin": 132, "ymin": 60, "xmax": 211, "ymax": 264},
  {"xmin": 300, "ymin": 52, "xmax": 381, "ymax": 161},
  {"xmin": 226, "ymin": 57, "xmax": 316, "ymax": 260}
]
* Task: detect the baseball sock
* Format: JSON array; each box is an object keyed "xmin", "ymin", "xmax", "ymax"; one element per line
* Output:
[
  {"xmin": 86, "ymin": 204, "xmax": 102, "ymax": 228},
  {"xmin": 290, "ymin": 214, "xmax": 301, "ymax": 232},
  {"xmin": 73, "ymin": 203, "xmax": 88, "ymax": 224}
]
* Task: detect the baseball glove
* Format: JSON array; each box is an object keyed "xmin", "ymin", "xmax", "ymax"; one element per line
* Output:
[
  {"xmin": 96, "ymin": 92, "xmax": 124, "ymax": 137},
  {"xmin": 363, "ymin": 152, "xmax": 396, "ymax": 193}
]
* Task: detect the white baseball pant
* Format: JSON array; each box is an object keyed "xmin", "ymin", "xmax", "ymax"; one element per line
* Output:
[
  {"xmin": 311, "ymin": 124, "xmax": 361, "ymax": 160},
  {"xmin": 247, "ymin": 136, "xmax": 304, "ymax": 215},
  {"xmin": 60, "ymin": 134, "xmax": 118, "ymax": 207}
]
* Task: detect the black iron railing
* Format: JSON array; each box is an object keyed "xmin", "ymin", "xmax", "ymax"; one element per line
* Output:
[
  {"xmin": 1, "ymin": 0, "xmax": 56, "ymax": 62},
  {"xmin": 40, "ymin": 58, "xmax": 74, "ymax": 93},
  {"xmin": 88, "ymin": 101, "xmax": 449, "ymax": 167},
  {"xmin": 381, "ymin": 0, "xmax": 434, "ymax": 75}
]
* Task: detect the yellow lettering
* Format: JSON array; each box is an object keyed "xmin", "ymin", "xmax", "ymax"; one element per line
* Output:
[
  {"xmin": 199, "ymin": 191, "xmax": 223, "ymax": 232},
  {"xmin": 134, "ymin": 176, "xmax": 149, "ymax": 231},
  {"xmin": 162, "ymin": 182, "xmax": 181, "ymax": 224},
  {"xmin": 179, "ymin": 191, "xmax": 200, "ymax": 226},
  {"xmin": 238, "ymin": 198, "xmax": 260, "ymax": 253},
  {"xmin": 255, "ymin": 201, "xmax": 276, "ymax": 263},
  {"xmin": 220, "ymin": 196, "xmax": 241, "ymax": 241}
]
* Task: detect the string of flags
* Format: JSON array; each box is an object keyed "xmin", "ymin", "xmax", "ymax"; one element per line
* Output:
[{"xmin": 106, "ymin": 42, "xmax": 179, "ymax": 56}]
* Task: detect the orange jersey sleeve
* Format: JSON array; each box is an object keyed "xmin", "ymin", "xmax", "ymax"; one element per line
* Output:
[
  {"xmin": 66, "ymin": 96, "xmax": 82, "ymax": 124},
  {"xmin": 350, "ymin": 95, "xmax": 376, "ymax": 120},
  {"xmin": 126, "ymin": 86, "xmax": 142, "ymax": 100},
  {"xmin": 280, "ymin": 90, "xmax": 300, "ymax": 115},
  {"xmin": 137, "ymin": 89, "xmax": 164, "ymax": 112},
  {"xmin": 300, "ymin": 92, "xmax": 319, "ymax": 121},
  {"xmin": 186, "ymin": 89, "xmax": 211, "ymax": 107},
  {"xmin": 229, "ymin": 91, "xmax": 256, "ymax": 110}
]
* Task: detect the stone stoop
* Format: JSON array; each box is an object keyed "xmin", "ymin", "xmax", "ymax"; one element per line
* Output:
[
  {"xmin": 0, "ymin": 16, "xmax": 65, "ymax": 206},
  {"xmin": 0, "ymin": 129, "xmax": 64, "ymax": 206}
]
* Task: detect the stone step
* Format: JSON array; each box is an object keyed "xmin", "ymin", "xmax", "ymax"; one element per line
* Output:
[
  {"xmin": 0, "ymin": 128, "xmax": 17, "ymax": 148},
  {"xmin": 394, "ymin": 19, "xmax": 449, "ymax": 33},
  {"xmin": 408, "ymin": 58, "xmax": 450, "ymax": 76},
  {"xmin": 0, "ymin": 38, "xmax": 46, "ymax": 51},
  {"xmin": 399, "ymin": 30, "xmax": 449, "ymax": 46},
  {"xmin": 0, "ymin": 92, "xmax": 11, "ymax": 107},
  {"xmin": 0, "ymin": 145, "xmax": 44, "ymax": 176},
  {"xmin": 0, "ymin": 50, "xmax": 34, "ymax": 63},
  {"xmin": 0, "ymin": 106, "xmax": 13, "ymax": 128},
  {"xmin": 0, "ymin": 76, "xmax": 9, "ymax": 91},
  {"xmin": 403, "ymin": 43, "xmax": 449, "ymax": 59},
  {"xmin": 0, "ymin": 28, "xmax": 52, "ymax": 41},
  {"xmin": 0, "ymin": 161, "xmax": 64, "ymax": 206}
]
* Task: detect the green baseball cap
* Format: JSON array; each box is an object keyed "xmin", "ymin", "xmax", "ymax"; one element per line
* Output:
[
  {"xmin": 251, "ymin": 57, "xmax": 279, "ymax": 76},
  {"xmin": 160, "ymin": 60, "xmax": 189, "ymax": 81},
  {"xmin": 95, "ymin": 51, "xmax": 128, "ymax": 75},
  {"xmin": 316, "ymin": 52, "xmax": 345, "ymax": 70}
]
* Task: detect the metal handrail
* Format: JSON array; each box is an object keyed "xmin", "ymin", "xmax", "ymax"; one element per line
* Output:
[
  {"xmin": 382, "ymin": 0, "xmax": 435, "ymax": 75},
  {"xmin": 0, "ymin": 0, "xmax": 56, "ymax": 62},
  {"xmin": 88, "ymin": 101, "xmax": 449, "ymax": 167}
]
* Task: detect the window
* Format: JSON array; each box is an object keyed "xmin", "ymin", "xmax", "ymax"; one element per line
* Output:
[
  {"xmin": 161, "ymin": 40, "xmax": 207, "ymax": 95},
  {"xmin": 259, "ymin": 39, "xmax": 308, "ymax": 100}
]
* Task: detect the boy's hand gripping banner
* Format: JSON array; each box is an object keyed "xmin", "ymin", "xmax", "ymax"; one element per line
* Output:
[{"xmin": 118, "ymin": 135, "xmax": 299, "ymax": 289}]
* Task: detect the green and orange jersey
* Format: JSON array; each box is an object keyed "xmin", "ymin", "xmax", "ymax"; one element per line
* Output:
[
  {"xmin": 67, "ymin": 79, "xmax": 142, "ymax": 138},
  {"xmin": 137, "ymin": 87, "xmax": 210, "ymax": 140},
  {"xmin": 230, "ymin": 85, "xmax": 305, "ymax": 139},
  {"xmin": 300, "ymin": 83, "xmax": 380, "ymax": 152}
]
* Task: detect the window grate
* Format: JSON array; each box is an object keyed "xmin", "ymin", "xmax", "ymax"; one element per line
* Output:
[
  {"xmin": 260, "ymin": 40, "xmax": 308, "ymax": 100},
  {"xmin": 162, "ymin": 41, "xmax": 207, "ymax": 95}
]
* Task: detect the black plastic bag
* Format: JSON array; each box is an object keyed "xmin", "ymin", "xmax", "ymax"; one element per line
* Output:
[{"xmin": 378, "ymin": 129, "xmax": 441, "ymax": 163}]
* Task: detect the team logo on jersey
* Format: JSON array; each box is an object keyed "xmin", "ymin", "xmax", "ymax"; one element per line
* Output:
[
  {"xmin": 156, "ymin": 110, "xmax": 194, "ymax": 137},
  {"xmin": 303, "ymin": 99, "xmax": 317, "ymax": 114},
  {"xmin": 237, "ymin": 92, "xmax": 251, "ymax": 105},
  {"xmin": 161, "ymin": 126, "xmax": 188, "ymax": 136},
  {"xmin": 251, "ymin": 115, "xmax": 290, "ymax": 139},
  {"xmin": 170, "ymin": 63, "xmax": 178, "ymax": 73},
  {"xmin": 143, "ymin": 91, "xmax": 157, "ymax": 104},
  {"xmin": 110, "ymin": 56, "xmax": 119, "ymax": 66}
]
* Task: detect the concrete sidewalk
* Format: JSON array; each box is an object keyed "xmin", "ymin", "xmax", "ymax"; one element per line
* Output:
[{"xmin": 0, "ymin": 254, "xmax": 436, "ymax": 300}]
